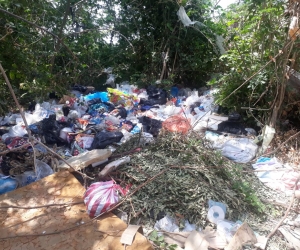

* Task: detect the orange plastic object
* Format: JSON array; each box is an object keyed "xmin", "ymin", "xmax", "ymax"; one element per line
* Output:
[
  {"xmin": 162, "ymin": 115, "xmax": 191, "ymax": 134},
  {"xmin": 0, "ymin": 171, "xmax": 153, "ymax": 250}
]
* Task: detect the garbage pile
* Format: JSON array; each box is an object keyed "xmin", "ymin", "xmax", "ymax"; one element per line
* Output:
[
  {"xmin": 0, "ymin": 82, "xmax": 284, "ymax": 249},
  {"xmin": 0, "ymin": 82, "xmax": 261, "ymax": 194}
]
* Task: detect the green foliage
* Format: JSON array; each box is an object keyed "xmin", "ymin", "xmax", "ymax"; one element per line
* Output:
[
  {"xmin": 148, "ymin": 230, "xmax": 177, "ymax": 250},
  {"xmin": 210, "ymin": 0, "xmax": 290, "ymax": 123},
  {"xmin": 223, "ymin": 163, "xmax": 266, "ymax": 213},
  {"xmin": 0, "ymin": 0, "xmax": 224, "ymax": 114}
]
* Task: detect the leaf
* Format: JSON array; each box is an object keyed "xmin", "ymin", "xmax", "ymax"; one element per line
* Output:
[
  {"xmin": 9, "ymin": 71, "xmax": 15, "ymax": 80},
  {"xmin": 149, "ymin": 230, "xmax": 158, "ymax": 239},
  {"xmin": 157, "ymin": 235, "xmax": 164, "ymax": 242}
]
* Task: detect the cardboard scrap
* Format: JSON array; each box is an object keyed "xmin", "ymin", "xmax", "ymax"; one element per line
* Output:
[
  {"xmin": 0, "ymin": 171, "xmax": 153, "ymax": 250},
  {"xmin": 163, "ymin": 232, "xmax": 190, "ymax": 248},
  {"xmin": 58, "ymin": 149, "xmax": 112, "ymax": 171},
  {"xmin": 201, "ymin": 226, "xmax": 227, "ymax": 249},
  {"xmin": 185, "ymin": 230, "xmax": 209, "ymax": 250},
  {"xmin": 254, "ymin": 235, "xmax": 268, "ymax": 250},
  {"xmin": 225, "ymin": 222, "xmax": 257, "ymax": 250},
  {"xmin": 279, "ymin": 227, "xmax": 300, "ymax": 250},
  {"xmin": 120, "ymin": 225, "xmax": 143, "ymax": 245}
]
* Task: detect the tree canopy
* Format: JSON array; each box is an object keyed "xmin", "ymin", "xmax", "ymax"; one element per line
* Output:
[{"xmin": 0, "ymin": 0, "xmax": 299, "ymax": 128}]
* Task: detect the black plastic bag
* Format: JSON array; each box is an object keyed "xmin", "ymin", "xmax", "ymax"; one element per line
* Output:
[
  {"xmin": 138, "ymin": 116, "xmax": 162, "ymax": 137},
  {"xmin": 116, "ymin": 107, "xmax": 127, "ymax": 119},
  {"xmin": 90, "ymin": 132, "xmax": 123, "ymax": 150},
  {"xmin": 140, "ymin": 85, "xmax": 168, "ymax": 105},
  {"xmin": 72, "ymin": 84, "xmax": 87, "ymax": 93},
  {"xmin": 217, "ymin": 121, "xmax": 246, "ymax": 135},
  {"xmin": 41, "ymin": 115, "xmax": 65, "ymax": 144}
]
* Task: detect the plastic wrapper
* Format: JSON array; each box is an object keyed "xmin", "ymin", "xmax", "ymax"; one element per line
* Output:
[
  {"xmin": 75, "ymin": 134, "xmax": 94, "ymax": 149},
  {"xmin": 154, "ymin": 215, "xmax": 179, "ymax": 233}
]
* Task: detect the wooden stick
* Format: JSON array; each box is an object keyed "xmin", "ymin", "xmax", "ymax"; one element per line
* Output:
[{"xmin": 267, "ymin": 177, "xmax": 300, "ymax": 240}]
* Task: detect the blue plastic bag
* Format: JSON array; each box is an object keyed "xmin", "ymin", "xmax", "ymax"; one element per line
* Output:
[{"xmin": 0, "ymin": 175, "xmax": 18, "ymax": 195}]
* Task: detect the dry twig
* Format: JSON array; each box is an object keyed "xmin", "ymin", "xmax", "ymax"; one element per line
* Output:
[{"xmin": 267, "ymin": 177, "xmax": 300, "ymax": 240}]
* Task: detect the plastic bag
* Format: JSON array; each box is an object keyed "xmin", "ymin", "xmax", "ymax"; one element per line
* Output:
[
  {"xmin": 15, "ymin": 160, "xmax": 54, "ymax": 187},
  {"xmin": 162, "ymin": 115, "xmax": 191, "ymax": 134},
  {"xmin": 154, "ymin": 215, "xmax": 180, "ymax": 233},
  {"xmin": 84, "ymin": 92, "xmax": 109, "ymax": 102},
  {"xmin": 138, "ymin": 116, "xmax": 162, "ymax": 137},
  {"xmin": 41, "ymin": 114, "xmax": 63, "ymax": 144},
  {"xmin": 84, "ymin": 180, "xmax": 129, "ymax": 218},
  {"xmin": 8, "ymin": 124, "xmax": 27, "ymax": 137},
  {"xmin": 222, "ymin": 138, "xmax": 258, "ymax": 163},
  {"xmin": 177, "ymin": 6, "xmax": 198, "ymax": 27},
  {"xmin": 35, "ymin": 159, "xmax": 54, "ymax": 181},
  {"xmin": 259, "ymin": 125, "xmax": 276, "ymax": 154},
  {"xmin": 75, "ymin": 134, "xmax": 94, "ymax": 149},
  {"xmin": 218, "ymin": 121, "xmax": 246, "ymax": 135},
  {"xmin": 14, "ymin": 171, "xmax": 37, "ymax": 187},
  {"xmin": 0, "ymin": 175, "xmax": 18, "ymax": 195},
  {"xmin": 90, "ymin": 132, "xmax": 123, "ymax": 150}
]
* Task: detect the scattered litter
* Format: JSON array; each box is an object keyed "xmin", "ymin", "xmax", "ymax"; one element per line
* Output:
[
  {"xmin": 99, "ymin": 156, "xmax": 130, "ymax": 178},
  {"xmin": 0, "ymin": 81, "xmax": 277, "ymax": 250},
  {"xmin": 252, "ymin": 157, "xmax": 300, "ymax": 194}
]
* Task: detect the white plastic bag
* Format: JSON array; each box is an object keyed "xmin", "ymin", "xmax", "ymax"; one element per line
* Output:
[
  {"xmin": 35, "ymin": 159, "xmax": 54, "ymax": 181},
  {"xmin": 154, "ymin": 215, "xmax": 179, "ymax": 233},
  {"xmin": 222, "ymin": 138, "xmax": 258, "ymax": 163}
]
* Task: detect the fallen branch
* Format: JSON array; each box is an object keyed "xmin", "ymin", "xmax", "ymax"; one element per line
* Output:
[
  {"xmin": 0, "ymin": 201, "xmax": 83, "ymax": 210},
  {"xmin": 0, "ymin": 63, "xmax": 32, "ymax": 137},
  {"xmin": 267, "ymin": 177, "xmax": 300, "ymax": 240},
  {"xmin": 262, "ymin": 199, "xmax": 300, "ymax": 213}
]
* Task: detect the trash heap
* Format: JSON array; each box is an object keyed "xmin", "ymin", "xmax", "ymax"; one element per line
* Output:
[
  {"xmin": 0, "ymin": 83, "xmax": 260, "ymax": 193},
  {"xmin": 0, "ymin": 82, "xmax": 280, "ymax": 249}
]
